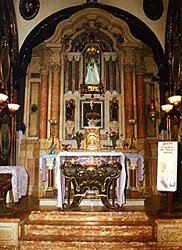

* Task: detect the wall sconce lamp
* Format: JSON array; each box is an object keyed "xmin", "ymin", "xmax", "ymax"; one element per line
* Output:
[
  {"xmin": 161, "ymin": 104, "xmax": 173, "ymax": 141},
  {"xmin": 161, "ymin": 95, "xmax": 182, "ymax": 142},
  {"xmin": 8, "ymin": 103, "xmax": 20, "ymax": 113},
  {"xmin": 0, "ymin": 92, "xmax": 20, "ymax": 114},
  {"xmin": 0, "ymin": 93, "xmax": 8, "ymax": 110},
  {"xmin": 168, "ymin": 95, "xmax": 181, "ymax": 106},
  {"xmin": 148, "ymin": 99, "xmax": 160, "ymax": 122}
]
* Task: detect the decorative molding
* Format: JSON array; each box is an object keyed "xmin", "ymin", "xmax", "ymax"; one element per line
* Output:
[{"xmin": 124, "ymin": 63, "xmax": 133, "ymax": 72}]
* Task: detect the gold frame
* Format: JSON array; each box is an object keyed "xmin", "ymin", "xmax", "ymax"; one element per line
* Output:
[{"xmin": 84, "ymin": 128, "xmax": 100, "ymax": 150}]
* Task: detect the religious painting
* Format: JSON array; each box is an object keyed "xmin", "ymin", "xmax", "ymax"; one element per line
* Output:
[
  {"xmin": 157, "ymin": 141, "xmax": 178, "ymax": 192},
  {"xmin": 80, "ymin": 100, "xmax": 104, "ymax": 129},
  {"xmin": 110, "ymin": 97, "xmax": 119, "ymax": 121},
  {"xmin": 84, "ymin": 128, "xmax": 100, "ymax": 150}
]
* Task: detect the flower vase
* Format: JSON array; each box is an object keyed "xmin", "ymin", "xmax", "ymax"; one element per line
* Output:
[{"xmin": 111, "ymin": 139, "xmax": 117, "ymax": 149}]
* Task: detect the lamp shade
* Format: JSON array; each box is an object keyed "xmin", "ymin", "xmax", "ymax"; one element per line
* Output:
[
  {"xmin": 161, "ymin": 104, "xmax": 173, "ymax": 113},
  {"xmin": 0, "ymin": 93, "xmax": 8, "ymax": 103},
  {"xmin": 8, "ymin": 103, "xmax": 20, "ymax": 112},
  {"xmin": 168, "ymin": 95, "xmax": 181, "ymax": 106}
]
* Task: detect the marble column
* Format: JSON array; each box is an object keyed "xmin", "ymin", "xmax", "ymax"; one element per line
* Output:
[
  {"xmin": 59, "ymin": 54, "xmax": 65, "ymax": 141},
  {"xmin": 51, "ymin": 64, "xmax": 60, "ymax": 138},
  {"xmin": 68, "ymin": 54, "xmax": 73, "ymax": 91},
  {"xmin": 105, "ymin": 55, "xmax": 110, "ymax": 90},
  {"xmin": 74, "ymin": 53, "xmax": 81, "ymax": 91},
  {"xmin": 111, "ymin": 54, "xmax": 117, "ymax": 91},
  {"xmin": 39, "ymin": 66, "xmax": 48, "ymax": 139},
  {"xmin": 124, "ymin": 63, "xmax": 134, "ymax": 139},
  {"xmin": 75, "ymin": 61, "xmax": 79, "ymax": 91},
  {"xmin": 136, "ymin": 66, "xmax": 145, "ymax": 139}
]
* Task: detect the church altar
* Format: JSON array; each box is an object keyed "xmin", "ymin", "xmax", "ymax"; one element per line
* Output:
[
  {"xmin": 39, "ymin": 151, "xmax": 144, "ymax": 210},
  {"xmin": 0, "ymin": 166, "xmax": 28, "ymax": 202}
]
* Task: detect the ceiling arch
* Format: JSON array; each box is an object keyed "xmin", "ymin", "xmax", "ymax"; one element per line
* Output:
[{"xmin": 45, "ymin": 8, "xmax": 141, "ymax": 54}]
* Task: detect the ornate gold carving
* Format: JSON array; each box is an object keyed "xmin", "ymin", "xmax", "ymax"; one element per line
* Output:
[
  {"xmin": 61, "ymin": 157, "xmax": 122, "ymax": 210},
  {"xmin": 84, "ymin": 128, "xmax": 100, "ymax": 150}
]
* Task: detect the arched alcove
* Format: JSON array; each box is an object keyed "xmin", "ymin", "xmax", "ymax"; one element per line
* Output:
[{"xmin": 19, "ymin": 4, "xmax": 163, "ymax": 197}]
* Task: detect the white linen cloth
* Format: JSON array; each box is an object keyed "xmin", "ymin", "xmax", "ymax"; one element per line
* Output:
[
  {"xmin": 39, "ymin": 154, "xmax": 57, "ymax": 182},
  {"xmin": 124, "ymin": 153, "xmax": 144, "ymax": 181},
  {"xmin": 0, "ymin": 166, "xmax": 28, "ymax": 202},
  {"xmin": 55, "ymin": 151, "xmax": 127, "ymax": 208}
]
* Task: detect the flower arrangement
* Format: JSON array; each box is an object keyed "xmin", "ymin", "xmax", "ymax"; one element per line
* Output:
[
  {"xmin": 109, "ymin": 131, "xmax": 119, "ymax": 141},
  {"xmin": 106, "ymin": 131, "xmax": 120, "ymax": 149},
  {"xmin": 85, "ymin": 111, "xmax": 101, "ymax": 120},
  {"xmin": 72, "ymin": 132, "xmax": 84, "ymax": 149}
]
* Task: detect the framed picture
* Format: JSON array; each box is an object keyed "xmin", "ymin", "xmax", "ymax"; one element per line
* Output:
[
  {"xmin": 85, "ymin": 128, "xmax": 100, "ymax": 150},
  {"xmin": 80, "ymin": 100, "xmax": 104, "ymax": 129}
]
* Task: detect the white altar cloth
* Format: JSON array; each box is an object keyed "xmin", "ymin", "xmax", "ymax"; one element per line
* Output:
[
  {"xmin": 39, "ymin": 151, "xmax": 144, "ymax": 209},
  {"xmin": 0, "ymin": 166, "xmax": 28, "ymax": 202},
  {"xmin": 55, "ymin": 151, "xmax": 127, "ymax": 208},
  {"xmin": 124, "ymin": 153, "xmax": 144, "ymax": 181},
  {"xmin": 39, "ymin": 154, "xmax": 57, "ymax": 182}
]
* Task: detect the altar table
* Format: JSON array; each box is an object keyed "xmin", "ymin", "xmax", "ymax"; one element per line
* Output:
[
  {"xmin": 56, "ymin": 151, "xmax": 138, "ymax": 209},
  {"xmin": 0, "ymin": 166, "xmax": 28, "ymax": 202},
  {"xmin": 40, "ymin": 151, "xmax": 144, "ymax": 209}
]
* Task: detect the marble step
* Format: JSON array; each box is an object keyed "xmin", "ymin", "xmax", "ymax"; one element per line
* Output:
[
  {"xmin": 28, "ymin": 210, "xmax": 150, "ymax": 222},
  {"xmin": 19, "ymin": 210, "xmax": 157, "ymax": 250},
  {"xmin": 21, "ymin": 221, "xmax": 154, "ymax": 240},
  {"xmin": 19, "ymin": 238, "xmax": 158, "ymax": 250},
  {"xmin": 39, "ymin": 197, "xmax": 145, "ymax": 207}
]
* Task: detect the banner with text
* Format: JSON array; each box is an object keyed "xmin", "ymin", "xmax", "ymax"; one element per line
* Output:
[{"xmin": 157, "ymin": 141, "xmax": 178, "ymax": 192}]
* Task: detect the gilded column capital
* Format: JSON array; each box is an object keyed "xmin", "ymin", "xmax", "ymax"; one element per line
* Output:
[
  {"xmin": 135, "ymin": 48, "xmax": 145, "ymax": 75},
  {"xmin": 40, "ymin": 64, "xmax": 49, "ymax": 75},
  {"xmin": 136, "ymin": 64, "xmax": 145, "ymax": 75},
  {"xmin": 73, "ymin": 52, "xmax": 81, "ymax": 62},
  {"xmin": 123, "ymin": 47, "xmax": 135, "ymax": 63},
  {"xmin": 124, "ymin": 63, "xmax": 133, "ymax": 72},
  {"xmin": 49, "ymin": 47, "xmax": 62, "ymax": 65},
  {"xmin": 51, "ymin": 64, "xmax": 60, "ymax": 73},
  {"xmin": 111, "ymin": 53, "xmax": 117, "ymax": 61},
  {"xmin": 105, "ymin": 55, "xmax": 111, "ymax": 62},
  {"xmin": 67, "ymin": 53, "xmax": 74, "ymax": 62}
]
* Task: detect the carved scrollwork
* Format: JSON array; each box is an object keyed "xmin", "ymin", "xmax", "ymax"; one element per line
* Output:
[{"xmin": 61, "ymin": 158, "xmax": 122, "ymax": 210}]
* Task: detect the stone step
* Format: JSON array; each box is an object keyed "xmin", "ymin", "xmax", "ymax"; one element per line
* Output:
[
  {"xmin": 19, "ymin": 240, "xmax": 180, "ymax": 250},
  {"xmin": 19, "ymin": 210, "xmax": 157, "ymax": 250},
  {"xmin": 22, "ymin": 221, "xmax": 154, "ymax": 240},
  {"xmin": 28, "ymin": 210, "xmax": 150, "ymax": 222},
  {"xmin": 19, "ymin": 236, "xmax": 157, "ymax": 250}
]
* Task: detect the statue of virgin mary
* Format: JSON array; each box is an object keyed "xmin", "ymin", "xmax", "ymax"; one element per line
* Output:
[{"xmin": 85, "ymin": 61, "xmax": 100, "ymax": 85}]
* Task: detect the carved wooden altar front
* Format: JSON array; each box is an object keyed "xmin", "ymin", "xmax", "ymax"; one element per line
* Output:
[
  {"xmin": 60, "ymin": 156, "xmax": 122, "ymax": 210},
  {"xmin": 39, "ymin": 151, "xmax": 144, "ymax": 210}
]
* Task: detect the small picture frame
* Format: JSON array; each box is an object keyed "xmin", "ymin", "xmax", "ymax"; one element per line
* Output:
[
  {"xmin": 84, "ymin": 128, "xmax": 100, "ymax": 150},
  {"xmin": 80, "ymin": 100, "xmax": 104, "ymax": 129}
]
